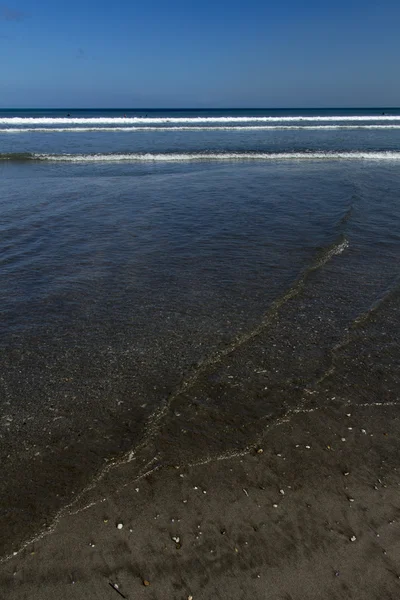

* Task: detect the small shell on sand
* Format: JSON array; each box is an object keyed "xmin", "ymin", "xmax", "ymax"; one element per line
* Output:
[
  {"xmin": 117, "ymin": 523, "xmax": 123, "ymax": 530},
  {"xmin": 350, "ymin": 535, "xmax": 357, "ymax": 542}
]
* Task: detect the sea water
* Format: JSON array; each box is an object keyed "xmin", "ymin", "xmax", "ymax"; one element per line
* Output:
[{"xmin": 1, "ymin": 108, "xmax": 400, "ymax": 557}]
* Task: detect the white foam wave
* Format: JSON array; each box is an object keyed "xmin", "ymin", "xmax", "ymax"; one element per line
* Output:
[
  {"xmin": 34, "ymin": 151, "xmax": 400, "ymax": 162},
  {"xmin": 333, "ymin": 239, "xmax": 349, "ymax": 255},
  {"xmin": 2, "ymin": 124, "xmax": 400, "ymax": 133},
  {"xmin": 1, "ymin": 115, "xmax": 400, "ymax": 125}
]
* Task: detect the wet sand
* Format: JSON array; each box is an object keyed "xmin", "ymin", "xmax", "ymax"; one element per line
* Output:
[
  {"xmin": 1, "ymin": 397, "xmax": 400, "ymax": 600},
  {"xmin": 1, "ymin": 237, "xmax": 400, "ymax": 599}
]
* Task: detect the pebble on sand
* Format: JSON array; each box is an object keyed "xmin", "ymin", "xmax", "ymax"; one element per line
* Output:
[
  {"xmin": 117, "ymin": 523, "xmax": 123, "ymax": 530},
  {"xmin": 143, "ymin": 579, "xmax": 150, "ymax": 586},
  {"xmin": 350, "ymin": 535, "xmax": 357, "ymax": 542}
]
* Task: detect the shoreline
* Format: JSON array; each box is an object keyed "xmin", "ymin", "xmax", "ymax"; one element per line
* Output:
[{"xmin": 1, "ymin": 238, "xmax": 399, "ymax": 590}]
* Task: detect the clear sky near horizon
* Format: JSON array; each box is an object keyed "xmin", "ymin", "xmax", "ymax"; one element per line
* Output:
[{"xmin": 1, "ymin": 0, "xmax": 399, "ymax": 108}]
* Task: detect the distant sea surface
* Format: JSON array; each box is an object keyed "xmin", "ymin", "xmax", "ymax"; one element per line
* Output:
[{"xmin": 1, "ymin": 108, "xmax": 400, "ymax": 557}]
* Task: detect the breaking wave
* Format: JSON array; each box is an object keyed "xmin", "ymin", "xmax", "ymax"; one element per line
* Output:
[
  {"xmin": 2, "ymin": 125, "xmax": 400, "ymax": 133},
  {"xmin": 1, "ymin": 115, "xmax": 400, "ymax": 126},
  {"xmin": 2, "ymin": 151, "xmax": 400, "ymax": 163}
]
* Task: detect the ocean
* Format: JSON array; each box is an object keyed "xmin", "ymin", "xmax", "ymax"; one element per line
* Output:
[{"xmin": 1, "ymin": 108, "xmax": 400, "ymax": 559}]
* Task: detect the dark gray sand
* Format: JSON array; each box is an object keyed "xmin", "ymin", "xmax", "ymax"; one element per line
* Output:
[
  {"xmin": 1, "ymin": 248, "xmax": 400, "ymax": 600},
  {"xmin": 1, "ymin": 399, "xmax": 400, "ymax": 600}
]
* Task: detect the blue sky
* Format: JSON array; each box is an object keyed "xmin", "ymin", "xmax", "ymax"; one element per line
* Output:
[{"xmin": 1, "ymin": 0, "xmax": 399, "ymax": 107}]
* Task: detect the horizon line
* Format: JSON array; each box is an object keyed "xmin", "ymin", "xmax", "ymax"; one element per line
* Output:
[{"xmin": 0, "ymin": 106, "xmax": 399, "ymax": 111}]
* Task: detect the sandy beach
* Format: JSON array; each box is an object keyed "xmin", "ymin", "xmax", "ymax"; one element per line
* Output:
[{"xmin": 1, "ymin": 394, "xmax": 400, "ymax": 600}]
